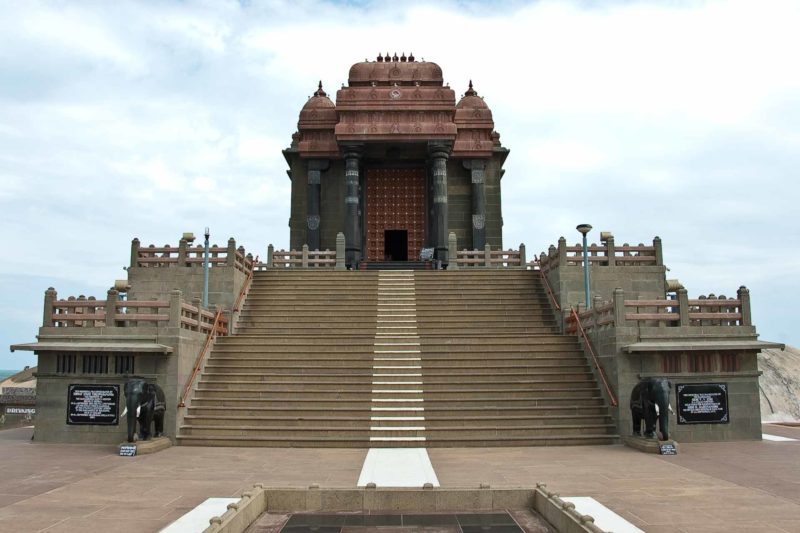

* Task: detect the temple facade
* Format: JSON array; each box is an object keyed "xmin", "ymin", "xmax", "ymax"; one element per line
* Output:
[{"xmin": 283, "ymin": 53, "xmax": 509, "ymax": 267}]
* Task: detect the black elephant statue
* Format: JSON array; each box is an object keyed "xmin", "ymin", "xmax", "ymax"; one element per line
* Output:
[
  {"xmin": 630, "ymin": 377, "xmax": 673, "ymax": 440},
  {"xmin": 123, "ymin": 379, "xmax": 166, "ymax": 443}
]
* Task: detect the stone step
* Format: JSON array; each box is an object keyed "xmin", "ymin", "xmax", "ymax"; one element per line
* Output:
[
  {"xmin": 200, "ymin": 369, "xmax": 592, "ymax": 379},
  {"xmin": 175, "ymin": 434, "xmax": 618, "ymax": 448},
  {"xmin": 178, "ymin": 423, "xmax": 615, "ymax": 439},
  {"xmin": 185, "ymin": 405, "xmax": 611, "ymax": 419},
  {"xmin": 197, "ymin": 378, "xmax": 598, "ymax": 390},
  {"xmin": 188, "ymin": 396, "xmax": 606, "ymax": 409},
  {"xmin": 193, "ymin": 387, "xmax": 599, "ymax": 399},
  {"xmin": 181, "ymin": 414, "xmax": 612, "ymax": 429}
]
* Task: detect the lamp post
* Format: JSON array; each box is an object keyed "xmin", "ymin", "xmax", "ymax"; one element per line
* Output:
[
  {"xmin": 202, "ymin": 227, "xmax": 210, "ymax": 309},
  {"xmin": 576, "ymin": 224, "xmax": 592, "ymax": 310}
]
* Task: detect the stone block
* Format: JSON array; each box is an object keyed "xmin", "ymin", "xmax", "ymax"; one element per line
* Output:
[{"xmin": 118, "ymin": 436, "xmax": 171, "ymax": 456}]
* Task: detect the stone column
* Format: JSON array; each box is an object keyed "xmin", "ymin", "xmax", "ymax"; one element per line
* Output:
[
  {"xmin": 306, "ymin": 159, "xmax": 329, "ymax": 251},
  {"xmin": 342, "ymin": 148, "xmax": 362, "ymax": 267},
  {"xmin": 464, "ymin": 159, "xmax": 487, "ymax": 250},
  {"xmin": 429, "ymin": 143, "xmax": 451, "ymax": 264}
]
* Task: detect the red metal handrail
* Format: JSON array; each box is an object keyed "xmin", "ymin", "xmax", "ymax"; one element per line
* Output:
[
  {"xmin": 534, "ymin": 261, "xmax": 560, "ymax": 312},
  {"xmin": 233, "ymin": 260, "xmax": 255, "ymax": 313},
  {"xmin": 569, "ymin": 308, "xmax": 618, "ymax": 407},
  {"xmin": 178, "ymin": 308, "xmax": 225, "ymax": 408}
]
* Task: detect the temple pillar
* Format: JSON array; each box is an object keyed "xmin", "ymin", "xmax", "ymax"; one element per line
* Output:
[
  {"xmin": 463, "ymin": 159, "xmax": 487, "ymax": 250},
  {"xmin": 342, "ymin": 146, "xmax": 363, "ymax": 267},
  {"xmin": 429, "ymin": 143, "xmax": 451, "ymax": 264},
  {"xmin": 306, "ymin": 159, "xmax": 329, "ymax": 251}
]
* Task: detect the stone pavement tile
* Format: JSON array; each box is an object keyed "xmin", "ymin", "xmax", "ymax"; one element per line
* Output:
[
  {"xmin": 0, "ymin": 516, "xmax": 66, "ymax": 533},
  {"xmin": 681, "ymin": 524, "xmax": 786, "ymax": 533},
  {"xmin": 87, "ymin": 504, "xmax": 176, "ymax": 520},
  {"xmin": 774, "ymin": 519, "xmax": 800, "ymax": 533},
  {"xmin": 0, "ymin": 502, "xmax": 104, "ymax": 519},
  {"xmin": 38, "ymin": 517, "xmax": 174, "ymax": 533},
  {"xmin": 0, "ymin": 493, "xmax": 31, "ymax": 506}
]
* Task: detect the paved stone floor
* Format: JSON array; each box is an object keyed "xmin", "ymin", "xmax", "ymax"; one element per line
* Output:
[{"xmin": 0, "ymin": 425, "xmax": 798, "ymax": 533}]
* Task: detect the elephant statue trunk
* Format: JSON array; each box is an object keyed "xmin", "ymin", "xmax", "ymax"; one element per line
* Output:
[
  {"xmin": 630, "ymin": 377, "xmax": 673, "ymax": 441},
  {"xmin": 123, "ymin": 379, "xmax": 166, "ymax": 443}
]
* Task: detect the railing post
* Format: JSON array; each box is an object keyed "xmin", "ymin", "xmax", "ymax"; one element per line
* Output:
[
  {"xmin": 43, "ymin": 287, "xmax": 56, "ymax": 327},
  {"xmin": 738, "ymin": 286, "xmax": 752, "ymax": 326},
  {"xmin": 484, "ymin": 243, "xmax": 492, "ymax": 268},
  {"xmin": 267, "ymin": 244, "xmax": 274, "ymax": 268},
  {"xmin": 191, "ymin": 296, "xmax": 202, "ymax": 331},
  {"xmin": 613, "ymin": 288, "xmax": 627, "ymax": 327},
  {"xmin": 519, "ymin": 243, "xmax": 526, "ymax": 267},
  {"xmin": 169, "ymin": 290, "xmax": 183, "ymax": 329},
  {"xmin": 226, "ymin": 238, "xmax": 236, "ymax": 267},
  {"xmin": 178, "ymin": 238, "xmax": 188, "ymax": 267},
  {"xmin": 302, "ymin": 244, "xmax": 309, "ymax": 268},
  {"xmin": 557, "ymin": 237, "xmax": 566, "ymax": 267},
  {"xmin": 654, "ymin": 236, "xmax": 663, "ymax": 266},
  {"xmin": 130, "ymin": 238, "xmax": 140, "ymax": 268},
  {"xmin": 606, "ymin": 236, "xmax": 616, "ymax": 267},
  {"xmin": 335, "ymin": 232, "xmax": 346, "ymax": 270},
  {"xmin": 106, "ymin": 288, "xmax": 119, "ymax": 328},
  {"xmin": 678, "ymin": 288, "xmax": 690, "ymax": 326},
  {"xmin": 448, "ymin": 232, "xmax": 458, "ymax": 270}
]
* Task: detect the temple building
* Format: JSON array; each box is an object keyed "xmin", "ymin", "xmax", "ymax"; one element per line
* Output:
[
  {"xmin": 283, "ymin": 53, "xmax": 509, "ymax": 266},
  {"xmin": 9, "ymin": 53, "xmax": 782, "ymax": 456}
]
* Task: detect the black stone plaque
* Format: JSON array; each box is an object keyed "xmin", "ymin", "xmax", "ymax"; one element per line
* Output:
[
  {"xmin": 677, "ymin": 383, "xmax": 729, "ymax": 424},
  {"xmin": 67, "ymin": 384, "xmax": 119, "ymax": 425}
]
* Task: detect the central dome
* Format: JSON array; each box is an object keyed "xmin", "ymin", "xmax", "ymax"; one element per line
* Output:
[{"xmin": 348, "ymin": 53, "xmax": 443, "ymax": 86}]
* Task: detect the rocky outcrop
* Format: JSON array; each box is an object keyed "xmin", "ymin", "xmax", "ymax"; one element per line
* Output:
[{"xmin": 759, "ymin": 345, "xmax": 800, "ymax": 422}]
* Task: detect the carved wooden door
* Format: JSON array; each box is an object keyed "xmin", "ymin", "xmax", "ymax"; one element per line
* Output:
[{"xmin": 365, "ymin": 168, "xmax": 426, "ymax": 262}]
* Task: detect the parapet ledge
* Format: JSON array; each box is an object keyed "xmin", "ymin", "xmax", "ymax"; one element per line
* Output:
[
  {"xmin": 11, "ymin": 330, "xmax": 174, "ymax": 354},
  {"xmin": 623, "ymin": 337, "xmax": 784, "ymax": 354}
]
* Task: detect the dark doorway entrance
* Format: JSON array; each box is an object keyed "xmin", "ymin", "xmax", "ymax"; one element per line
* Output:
[{"xmin": 384, "ymin": 230, "xmax": 408, "ymax": 261}]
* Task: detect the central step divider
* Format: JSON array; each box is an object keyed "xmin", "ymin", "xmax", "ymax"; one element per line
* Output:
[{"xmin": 370, "ymin": 270, "xmax": 425, "ymax": 444}]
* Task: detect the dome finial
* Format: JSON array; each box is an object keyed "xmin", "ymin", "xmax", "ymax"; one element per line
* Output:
[
  {"xmin": 314, "ymin": 81, "xmax": 327, "ymax": 98},
  {"xmin": 465, "ymin": 79, "xmax": 477, "ymax": 97},
  {"xmin": 408, "ymin": 52, "xmax": 415, "ymax": 62},
  {"xmin": 377, "ymin": 52, "xmax": 383, "ymax": 62}
]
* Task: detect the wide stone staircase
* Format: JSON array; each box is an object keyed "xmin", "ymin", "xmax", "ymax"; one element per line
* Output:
[{"xmin": 177, "ymin": 269, "xmax": 617, "ymax": 447}]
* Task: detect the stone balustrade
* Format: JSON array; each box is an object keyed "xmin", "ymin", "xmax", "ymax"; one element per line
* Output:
[
  {"xmin": 446, "ymin": 233, "xmax": 525, "ymax": 269},
  {"xmin": 539, "ymin": 236, "xmax": 663, "ymax": 272},
  {"xmin": 261, "ymin": 233, "xmax": 346, "ymax": 270},
  {"xmin": 566, "ymin": 286, "xmax": 752, "ymax": 333},
  {"xmin": 131, "ymin": 237, "xmax": 254, "ymax": 275},
  {"xmin": 43, "ymin": 288, "xmax": 228, "ymax": 335}
]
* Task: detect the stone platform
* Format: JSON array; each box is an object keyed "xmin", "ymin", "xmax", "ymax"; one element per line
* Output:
[{"xmin": 0, "ymin": 424, "xmax": 798, "ymax": 532}]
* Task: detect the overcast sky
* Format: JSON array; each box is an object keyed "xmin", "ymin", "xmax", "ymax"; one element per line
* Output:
[{"xmin": 1, "ymin": 0, "xmax": 798, "ymax": 369}]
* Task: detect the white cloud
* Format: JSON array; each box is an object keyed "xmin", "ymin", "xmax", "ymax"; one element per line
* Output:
[{"xmin": 1, "ymin": 0, "xmax": 799, "ymax": 369}]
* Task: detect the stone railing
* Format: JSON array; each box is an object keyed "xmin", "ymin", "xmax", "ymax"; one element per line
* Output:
[
  {"xmin": 566, "ymin": 286, "xmax": 751, "ymax": 332},
  {"xmin": 131, "ymin": 237, "xmax": 254, "ymax": 275},
  {"xmin": 539, "ymin": 236, "xmax": 663, "ymax": 273},
  {"xmin": 447, "ymin": 233, "xmax": 526, "ymax": 269},
  {"xmin": 259, "ymin": 233, "xmax": 346, "ymax": 270},
  {"xmin": 43, "ymin": 288, "xmax": 228, "ymax": 335}
]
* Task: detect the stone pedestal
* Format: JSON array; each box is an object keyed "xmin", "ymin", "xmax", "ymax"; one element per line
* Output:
[
  {"xmin": 118, "ymin": 436, "xmax": 172, "ymax": 456},
  {"xmin": 623, "ymin": 435, "xmax": 679, "ymax": 454}
]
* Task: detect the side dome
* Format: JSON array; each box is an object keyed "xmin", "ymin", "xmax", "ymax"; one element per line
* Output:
[
  {"xmin": 300, "ymin": 81, "xmax": 336, "ymax": 113},
  {"xmin": 456, "ymin": 80, "xmax": 490, "ymax": 110},
  {"xmin": 296, "ymin": 81, "xmax": 338, "ymax": 157}
]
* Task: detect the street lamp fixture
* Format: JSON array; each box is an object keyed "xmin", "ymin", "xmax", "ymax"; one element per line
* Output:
[
  {"xmin": 576, "ymin": 224, "xmax": 592, "ymax": 310},
  {"xmin": 202, "ymin": 227, "xmax": 210, "ymax": 309}
]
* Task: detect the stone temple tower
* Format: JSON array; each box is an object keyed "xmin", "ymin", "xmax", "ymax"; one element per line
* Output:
[{"xmin": 283, "ymin": 53, "xmax": 509, "ymax": 267}]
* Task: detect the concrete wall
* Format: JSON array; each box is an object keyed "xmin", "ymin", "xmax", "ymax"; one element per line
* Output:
[
  {"xmin": 128, "ymin": 265, "xmax": 246, "ymax": 314},
  {"xmin": 584, "ymin": 322, "xmax": 763, "ymax": 442},
  {"xmin": 32, "ymin": 326, "xmax": 206, "ymax": 445}
]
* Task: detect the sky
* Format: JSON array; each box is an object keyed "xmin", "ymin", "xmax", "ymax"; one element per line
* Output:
[{"xmin": 1, "ymin": 0, "xmax": 798, "ymax": 369}]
